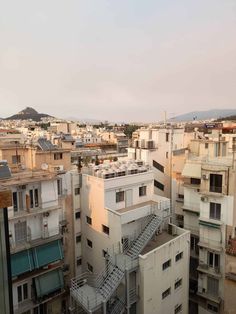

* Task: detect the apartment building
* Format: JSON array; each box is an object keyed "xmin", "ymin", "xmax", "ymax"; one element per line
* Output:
[
  {"xmin": 182, "ymin": 136, "xmax": 236, "ymax": 314},
  {"xmin": 127, "ymin": 126, "xmax": 195, "ymax": 225},
  {"xmin": 0, "ymin": 188, "xmax": 13, "ymax": 314},
  {"xmin": 70, "ymin": 160, "xmax": 190, "ymax": 314}
]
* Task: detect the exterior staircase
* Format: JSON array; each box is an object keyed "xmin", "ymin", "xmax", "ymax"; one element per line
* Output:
[
  {"xmin": 126, "ymin": 214, "xmax": 162, "ymax": 259},
  {"xmin": 70, "ymin": 213, "xmax": 163, "ymax": 313}
]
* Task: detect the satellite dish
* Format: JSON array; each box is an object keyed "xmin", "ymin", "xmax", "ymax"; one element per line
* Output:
[{"xmin": 41, "ymin": 163, "xmax": 49, "ymax": 170}]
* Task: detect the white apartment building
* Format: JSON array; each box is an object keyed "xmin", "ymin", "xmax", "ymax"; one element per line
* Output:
[
  {"xmin": 182, "ymin": 136, "xmax": 236, "ymax": 314},
  {"xmin": 127, "ymin": 126, "xmax": 195, "ymax": 225},
  {"xmin": 0, "ymin": 163, "xmax": 70, "ymax": 314},
  {"xmin": 70, "ymin": 160, "xmax": 190, "ymax": 314}
]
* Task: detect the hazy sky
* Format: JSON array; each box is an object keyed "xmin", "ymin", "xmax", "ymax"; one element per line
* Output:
[{"xmin": 1, "ymin": 0, "xmax": 236, "ymax": 122}]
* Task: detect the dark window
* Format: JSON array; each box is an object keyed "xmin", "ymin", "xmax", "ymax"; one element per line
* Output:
[
  {"xmin": 75, "ymin": 188, "xmax": 80, "ymax": 195},
  {"xmin": 210, "ymin": 174, "xmax": 222, "ymax": 193},
  {"xmin": 175, "ymin": 252, "xmax": 183, "ymax": 262},
  {"xmin": 162, "ymin": 287, "xmax": 171, "ymax": 299},
  {"xmin": 87, "ymin": 263, "xmax": 93, "ymax": 273},
  {"xmin": 54, "ymin": 152, "xmax": 63, "ymax": 160},
  {"xmin": 190, "ymin": 236, "xmax": 199, "ymax": 255},
  {"xmin": 102, "ymin": 225, "xmax": 110, "ymax": 235},
  {"xmin": 153, "ymin": 160, "xmax": 164, "ymax": 173},
  {"xmin": 207, "ymin": 303, "xmax": 218, "ymax": 313},
  {"xmin": 205, "ymin": 143, "xmax": 209, "ymax": 149},
  {"xmin": 13, "ymin": 192, "xmax": 18, "ymax": 211},
  {"xmin": 86, "ymin": 216, "xmax": 92, "ymax": 225},
  {"xmin": 102, "ymin": 250, "xmax": 107, "ymax": 258},
  {"xmin": 175, "ymin": 278, "xmax": 182, "ymax": 289},
  {"xmin": 208, "ymin": 252, "xmax": 220, "ymax": 268},
  {"xmin": 12, "ymin": 155, "xmax": 21, "ymax": 164},
  {"xmin": 75, "ymin": 211, "xmax": 81, "ymax": 219},
  {"xmin": 209, "ymin": 202, "xmax": 221, "ymax": 220},
  {"xmin": 77, "ymin": 257, "xmax": 82, "ymax": 266},
  {"xmin": 29, "ymin": 189, "xmax": 39, "ymax": 208},
  {"xmin": 178, "ymin": 194, "xmax": 184, "ymax": 199},
  {"xmin": 162, "ymin": 259, "xmax": 171, "ymax": 270},
  {"xmin": 17, "ymin": 283, "xmax": 28, "ymax": 303},
  {"xmin": 190, "ymin": 178, "xmax": 201, "ymax": 185},
  {"xmin": 87, "ymin": 239, "xmax": 93, "ymax": 248},
  {"xmin": 76, "ymin": 235, "xmax": 81, "ymax": 243},
  {"xmin": 154, "ymin": 180, "xmax": 164, "ymax": 191},
  {"xmin": 116, "ymin": 191, "xmax": 124, "ymax": 203},
  {"xmin": 57, "ymin": 179, "xmax": 62, "ymax": 195},
  {"xmin": 175, "ymin": 304, "xmax": 182, "ymax": 314},
  {"xmin": 166, "ymin": 152, "xmax": 169, "ymax": 159},
  {"xmin": 139, "ymin": 186, "xmax": 147, "ymax": 197},
  {"xmin": 166, "ymin": 133, "xmax": 169, "ymax": 142}
]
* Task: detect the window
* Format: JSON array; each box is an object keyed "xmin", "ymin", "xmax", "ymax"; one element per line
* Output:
[
  {"xmin": 57, "ymin": 179, "xmax": 62, "ymax": 195},
  {"xmin": 162, "ymin": 287, "xmax": 171, "ymax": 299},
  {"xmin": 175, "ymin": 252, "xmax": 183, "ymax": 262},
  {"xmin": 209, "ymin": 202, "xmax": 221, "ymax": 220},
  {"xmin": 76, "ymin": 235, "xmax": 81, "ymax": 243},
  {"xmin": 166, "ymin": 133, "xmax": 169, "ymax": 142},
  {"xmin": 190, "ymin": 178, "xmax": 201, "ymax": 185},
  {"xmin": 207, "ymin": 277, "xmax": 219, "ymax": 297},
  {"xmin": 54, "ymin": 153, "xmax": 63, "ymax": 160},
  {"xmin": 207, "ymin": 303, "xmax": 218, "ymax": 313},
  {"xmin": 190, "ymin": 236, "xmax": 199, "ymax": 255},
  {"xmin": 166, "ymin": 152, "xmax": 169, "ymax": 159},
  {"xmin": 162, "ymin": 259, "xmax": 171, "ymax": 270},
  {"xmin": 29, "ymin": 188, "xmax": 39, "ymax": 208},
  {"xmin": 102, "ymin": 250, "xmax": 107, "ymax": 258},
  {"xmin": 17, "ymin": 283, "xmax": 28, "ymax": 303},
  {"xmin": 205, "ymin": 143, "xmax": 209, "ymax": 149},
  {"xmin": 77, "ymin": 257, "xmax": 82, "ymax": 266},
  {"xmin": 102, "ymin": 225, "xmax": 110, "ymax": 235},
  {"xmin": 154, "ymin": 180, "xmax": 164, "ymax": 191},
  {"xmin": 175, "ymin": 304, "xmax": 182, "ymax": 314},
  {"xmin": 74, "ymin": 188, "xmax": 80, "ymax": 195},
  {"xmin": 208, "ymin": 252, "xmax": 220, "ymax": 269},
  {"xmin": 210, "ymin": 174, "xmax": 222, "ymax": 193},
  {"xmin": 75, "ymin": 211, "xmax": 81, "ymax": 219},
  {"xmin": 13, "ymin": 191, "xmax": 24, "ymax": 212},
  {"xmin": 139, "ymin": 186, "xmax": 147, "ymax": 197},
  {"xmin": 12, "ymin": 155, "xmax": 21, "ymax": 164},
  {"xmin": 175, "ymin": 278, "xmax": 182, "ymax": 290},
  {"xmin": 15, "ymin": 221, "xmax": 27, "ymax": 244},
  {"xmin": 87, "ymin": 239, "xmax": 93, "ymax": 248},
  {"xmin": 116, "ymin": 191, "xmax": 124, "ymax": 203},
  {"xmin": 87, "ymin": 263, "xmax": 93, "ymax": 273},
  {"xmin": 153, "ymin": 160, "xmax": 164, "ymax": 173},
  {"xmin": 86, "ymin": 216, "xmax": 92, "ymax": 225}
]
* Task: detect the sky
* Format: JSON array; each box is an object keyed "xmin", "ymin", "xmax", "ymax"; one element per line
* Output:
[{"xmin": 0, "ymin": 0, "xmax": 236, "ymax": 122}]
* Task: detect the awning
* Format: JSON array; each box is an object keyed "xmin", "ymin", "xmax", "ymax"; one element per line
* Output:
[
  {"xmin": 33, "ymin": 240, "xmax": 63, "ymax": 268},
  {"xmin": 35, "ymin": 269, "xmax": 64, "ymax": 298},
  {"xmin": 11, "ymin": 250, "xmax": 34, "ymax": 277},
  {"xmin": 182, "ymin": 163, "xmax": 201, "ymax": 178}
]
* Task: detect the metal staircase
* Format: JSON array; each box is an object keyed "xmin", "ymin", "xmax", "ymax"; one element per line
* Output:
[
  {"xmin": 126, "ymin": 214, "xmax": 162, "ymax": 259},
  {"xmin": 107, "ymin": 296, "xmax": 125, "ymax": 314},
  {"xmin": 71, "ymin": 213, "xmax": 163, "ymax": 313}
]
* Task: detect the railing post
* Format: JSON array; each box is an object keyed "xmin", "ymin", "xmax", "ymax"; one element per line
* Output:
[
  {"xmin": 102, "ymin": 300, "xmax": 107, "ymax": 314},
  {"xmin": 125, "ymin": 269, "xmax": 130, "ymax": 314}
]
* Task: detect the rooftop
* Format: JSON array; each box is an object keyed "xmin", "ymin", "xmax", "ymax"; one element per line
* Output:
[{"xmin": 141, "ymin": 230, "xmax": 177, "ymax": 255}]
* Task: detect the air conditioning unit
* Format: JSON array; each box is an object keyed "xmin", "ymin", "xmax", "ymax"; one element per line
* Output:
[
  {"xmin": 202, "ymin": 174, "xmax": 209, "ymax": 180},
  {"xmin": 201, "ymin": 196, "xmax": 208, "ymax": 202},
  {"xmin": 43, "ymin": 212, "xmax": 50, "ymax": 217},
  {"xmin": 55, "ymin": 165, "xmax": 64, "ymax": 172}
]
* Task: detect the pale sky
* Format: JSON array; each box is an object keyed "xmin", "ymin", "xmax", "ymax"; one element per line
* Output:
[{"xmin": 0, "ymin": 0, "xmax": 236, "ymax": 122}]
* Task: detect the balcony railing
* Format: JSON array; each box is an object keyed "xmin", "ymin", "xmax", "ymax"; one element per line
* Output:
[
  {"xmin": 197, "ymin": 263, "xmax": 221, "ymax": 276},
  {"xmin": 209, "ymin": 186, "xmax": 222, "ymax": 193},
  {"xmin": 10, "ymin": 226, "xmax": 61, "ymax": 253}
]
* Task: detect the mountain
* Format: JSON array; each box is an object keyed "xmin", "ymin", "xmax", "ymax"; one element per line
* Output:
[
  {"xmin": 5, "ymin": 107, "xmax": 52, "ymax": 121},
  {"xmin": 170, "ymin": 109, "xmax": 236, "ymax": 122}
]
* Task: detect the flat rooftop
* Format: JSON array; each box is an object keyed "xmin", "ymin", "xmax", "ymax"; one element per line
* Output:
[
  {"xmin": 141, "ymin": 231, "xmax": 177, "ymax": 255},
  {"xmin": 116, "ymin": 200, "xmax": 157, "ymax": 214}
]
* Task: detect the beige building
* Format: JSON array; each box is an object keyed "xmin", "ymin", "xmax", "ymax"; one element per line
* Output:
[{"xmin": 70, "ymin": 160, "xmax": 190, "ymax": 314}]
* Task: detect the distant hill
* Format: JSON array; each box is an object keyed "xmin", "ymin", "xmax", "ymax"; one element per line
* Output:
[
  {"xmin": 5, "ymin": 107, "xmax": 52, "ymax": 121},
  {"xmin": 216, "ymin": 114, "xmax": 236, "ymax": 122},
  {"xmin": 170, "ymin": 109, "xmax": 236, "ymax": 122}
]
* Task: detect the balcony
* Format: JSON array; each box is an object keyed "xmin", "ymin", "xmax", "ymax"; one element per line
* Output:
[
  {"xmin": 10, "ymin": 226, "xmax": 62, "ymax": 254},
  {"xmin": 198, "ymin": 237, "xmax": 223, "ymax": 252},
  {"xmin": 182, "ymin": 201, "xmax": 200, "ymax": 215},
  {"xmin": 225, "ymin": 272, "xmax": 236, "ymax": 282},
  {"xmin": 226, "ymin": 237, "xmax": 236, "ymax": 256},
  {"xmin": 197, "ymin": 288, "xmax": 221, "ymax": 304},
  {"xmin": 197, "ymin": 263, "xmax": 221, "ymax": 278},
  {"xmin": 9, "ymin": 203, "xmax": 61, "ymax": 220}
]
